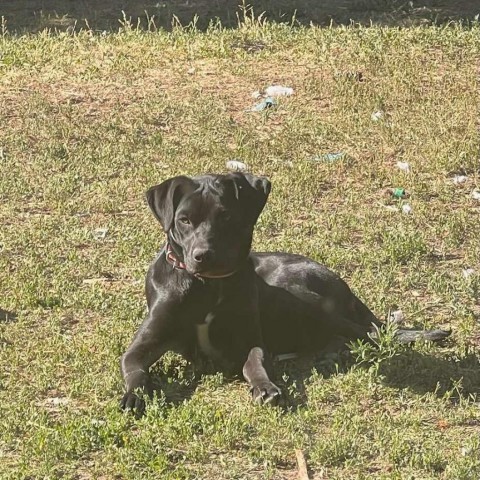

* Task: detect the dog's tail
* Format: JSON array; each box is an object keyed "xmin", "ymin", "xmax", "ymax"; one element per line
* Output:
[{"xmin": 394, "ymin": 328, "xmax": 451, "ymax": 344}]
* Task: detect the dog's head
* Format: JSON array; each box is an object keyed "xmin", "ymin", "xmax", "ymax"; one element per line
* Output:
[{"xmin": 146, "ymin": 173, "xmax": 271, "ymax": 278}]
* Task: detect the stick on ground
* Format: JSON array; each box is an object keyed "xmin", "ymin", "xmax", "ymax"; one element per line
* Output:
[{"xmin": 295, "ymin": 449, "xmax": 310, "ymax": 480}]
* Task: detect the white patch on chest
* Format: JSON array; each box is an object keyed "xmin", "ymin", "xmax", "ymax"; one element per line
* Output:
[{"xmin": 196, "ymin": 313, "xmax": 222, "ymax": 359}]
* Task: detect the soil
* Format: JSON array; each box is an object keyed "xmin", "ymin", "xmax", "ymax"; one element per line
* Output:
[{"xmin": 0, "ymin": 0, "xmax": 478, "ymax": 33}]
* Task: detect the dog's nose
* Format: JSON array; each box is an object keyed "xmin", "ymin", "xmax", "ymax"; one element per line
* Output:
[{"xmin": 193, "ymin": 248, "xmax": 213, "ymax": 264}]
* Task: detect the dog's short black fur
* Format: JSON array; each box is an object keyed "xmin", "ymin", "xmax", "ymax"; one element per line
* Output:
[{"xmin": 120, "ymin": 173, "xmax": 450, "ymax": 414}]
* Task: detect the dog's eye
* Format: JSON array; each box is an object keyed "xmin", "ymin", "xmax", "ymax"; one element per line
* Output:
[{"xmin": 179, "ymin": 217, "xmax": 191, "ymax": 225}]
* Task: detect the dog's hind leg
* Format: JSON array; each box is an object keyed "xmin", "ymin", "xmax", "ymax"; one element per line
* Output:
[
  {"xmin": 285, "ymin": 286, "xmax": 375, "ymax": 342},
  {"xmin": 299, "ymin": 288, "xmax": 451, "ymax": 345}
]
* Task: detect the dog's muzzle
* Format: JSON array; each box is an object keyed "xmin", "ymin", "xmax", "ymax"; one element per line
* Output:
[{"xmin": 165, "ymin": 243, "xmax": 236, "ymax": 278}]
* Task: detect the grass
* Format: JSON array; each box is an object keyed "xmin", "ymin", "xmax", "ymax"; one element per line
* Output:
[{"xmin": 0, "ymin": 13, "xmax": 479, "ymax": 479}]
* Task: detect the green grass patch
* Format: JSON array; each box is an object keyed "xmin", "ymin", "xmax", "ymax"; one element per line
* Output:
[{"xmin": 1, "ymin": 18, "xmax": 479, "ymax": 479}]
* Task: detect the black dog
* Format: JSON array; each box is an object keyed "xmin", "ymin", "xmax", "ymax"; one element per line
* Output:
[{"xmin": 120, "ymin": 173, "xmax": 450, "ymax": 413}]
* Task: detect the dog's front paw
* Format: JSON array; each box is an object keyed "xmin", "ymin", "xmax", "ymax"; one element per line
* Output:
[
  {"xmin": 251, "ymin": 381, "xmax": 282, "ymax": 406},
  {"xmin": 120, "ymin": 391, "xmax": 147, "ymax": 418}
]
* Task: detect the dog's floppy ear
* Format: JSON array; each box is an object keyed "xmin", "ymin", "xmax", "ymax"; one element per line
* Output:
[
  {"xmin": 145, "ymin": 176, "xmax": 195, "ymax": 232},
  {"xmin": 231, "ymin": 172, "xmax": 271, "ymax": 224}
]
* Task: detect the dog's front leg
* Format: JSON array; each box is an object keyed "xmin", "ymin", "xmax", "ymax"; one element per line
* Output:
[
  {"xmin": 120, "ymin": 305, "xmax": 177, "ymax": 416},
  {"xmin": 242, "ymin": 346, "xmax": 282, "ymax": 405}
]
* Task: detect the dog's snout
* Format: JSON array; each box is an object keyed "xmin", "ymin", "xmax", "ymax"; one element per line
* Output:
[{"xmin": 193, "ymin": 248, "xmax": 213, "ymax": 264}]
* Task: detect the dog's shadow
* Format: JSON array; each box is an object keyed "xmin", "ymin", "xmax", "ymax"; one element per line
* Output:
[
  {"xmin": 378, "ymin": 349, "xmax": 480, "ymax": 398},
  {"xmin": 278, "ymin": 347, "xmax": 480, "ymax": 410},
  {"xmin": 150, "ymin": 354, "xmax": 223, "ymax": 407},
  {"xmin": 149, "ymin": 344, "xmax": 480, "ymax": 409}
]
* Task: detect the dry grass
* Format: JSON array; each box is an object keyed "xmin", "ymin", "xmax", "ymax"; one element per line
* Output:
[{"xmin": 0, "ymin": 17, "xmax": 480, "ymax": 480}]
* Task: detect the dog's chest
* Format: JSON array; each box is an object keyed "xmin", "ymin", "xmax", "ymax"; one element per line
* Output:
[{"xmin": 196, "ymin": 312, "xmax": 222, "ymax": 359}]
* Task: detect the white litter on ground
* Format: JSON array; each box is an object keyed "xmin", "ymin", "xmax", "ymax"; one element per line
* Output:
[
  {"xmin": 93, "ymin": 228, "xmax": 108, "ymax": 240},
  {"xmin": 471, "ymin": 191, "xmax": 480, "ymax": 200},
  {"xmin": 264, "ymin": 85, "xmax": 294, "ymax": 97},
  {"xmin": 452, "ymin": 175, "xmax": 468, "ymax": 184},
  {"xmin": 401, "ymin": 204, "xmax": 412, "ymax": 214},
  {"xmin": 388, "ymin": 310, "xmax": 405, "ymax": 325},
  {"xmin": 226, "ymin": 160, "xmax": 247, "ymax": 172},
  {"xmin": 463, "ymin": 268, "xmax": 476, "ymax": 278},
  {"xmin": 396, "ymin": 161, "xmax": 411, "ymax": 173}
]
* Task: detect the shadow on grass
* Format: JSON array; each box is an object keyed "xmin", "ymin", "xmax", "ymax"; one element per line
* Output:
[
  {"xmin": 378, "ymin": 349, "xmax": 480, "ymax": 398},
  {"xmin": 150, "ymin": 355, "xmax": 224, "ymax": 406},
  {"xmin": 145, "ymin": 338, "xmax": 479, "ymax": 409},
  {"xmin": 2, "ymin": 0, "xmax": 479, "ymax": 34},
  {"xmin": 275, "ymin": 350, "xmax": 354, "ymax": 410},
  {"xmin": 0, "ymin": 308, "xmax": 16, "ymax": 355},
  {"xmin": 278, "ymin": 346, "xmax": 480, "ymax": 410},
  {"xmin": 153, "ymin": 374, "xmax": 200, "ymax": 406},
  {"xmin": 0, "ymin": 308, "xmax": 17, "ymax": 323}
]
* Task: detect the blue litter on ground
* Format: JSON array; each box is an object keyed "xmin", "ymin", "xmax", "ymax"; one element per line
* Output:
[
  {"xmin": 310, "ymin": 152, "xmax": 346, "ymax": 162},
  {"xmin": 250, "ymin": 96, "xmax": 276, "ymax": 112}
]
